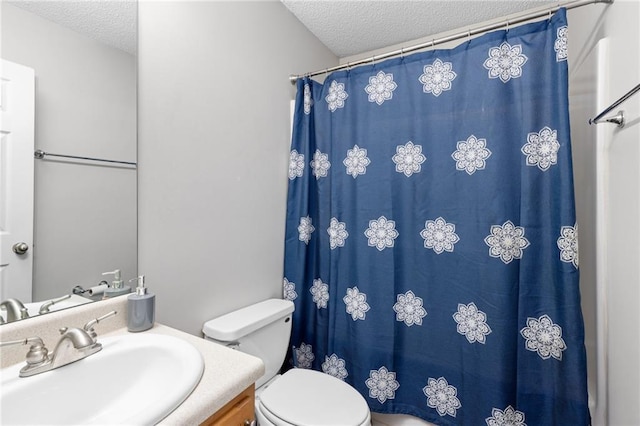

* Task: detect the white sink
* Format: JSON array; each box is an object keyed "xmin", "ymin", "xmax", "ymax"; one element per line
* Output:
[{"xmin": 0, "ymin": 333, "xmax": 204, "ymax": 425}]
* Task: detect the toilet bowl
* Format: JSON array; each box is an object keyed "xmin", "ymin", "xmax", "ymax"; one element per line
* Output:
[
  {"xmin": 256, "ymin": 369, "xmax": 370, "ymax": 426},
  {"xmin": 203, "ymin": 299, "xmax": 371, "ymax": 426}
]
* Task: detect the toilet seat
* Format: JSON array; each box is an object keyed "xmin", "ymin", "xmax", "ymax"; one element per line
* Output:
[{"xmin": 257, "ymin": 368, "xmax": 370, "ymax": 426}]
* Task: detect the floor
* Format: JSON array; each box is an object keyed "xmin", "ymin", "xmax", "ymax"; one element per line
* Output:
[{"xmin": 371, "ymin": 412, "xmax": 435, "ymax": 426}]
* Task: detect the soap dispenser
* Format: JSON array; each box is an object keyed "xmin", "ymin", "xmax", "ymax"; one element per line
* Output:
[
  {"xmin": 127, "ymin": 275, "xmax": 155, "ymax": 332},
  {"xmin": 102, "ymin": 269, "xmax": 131, "ymax": 298}
]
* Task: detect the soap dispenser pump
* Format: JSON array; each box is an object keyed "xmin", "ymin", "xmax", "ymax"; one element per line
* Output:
[
  {"xmin": 102, "ymin": 269, "xmax": 131, "ymax": 298},
  {"xmin": 127, "ymin": 275, "xmax": 155, "ymax": 332}
]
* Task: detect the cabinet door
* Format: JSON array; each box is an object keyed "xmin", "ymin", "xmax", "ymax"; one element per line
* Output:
[{"xmin": 201, "ymin": 385, "xmax": 255, "ymax": 426}]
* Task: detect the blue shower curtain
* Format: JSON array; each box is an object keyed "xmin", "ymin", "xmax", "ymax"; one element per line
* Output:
[{"xmin": 283, "ymin": 9, "xmax": 589, "ymax": 425}]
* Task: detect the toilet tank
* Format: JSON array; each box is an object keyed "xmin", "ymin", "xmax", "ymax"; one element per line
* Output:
[{"xmin": 202, "ymin": 299, "xmax": 294, "ymax": 389}]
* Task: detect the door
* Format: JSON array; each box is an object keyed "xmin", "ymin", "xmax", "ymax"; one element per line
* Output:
[{"xmin": 0, "ymin": 59, "xmax": 35, "ymax": 302}]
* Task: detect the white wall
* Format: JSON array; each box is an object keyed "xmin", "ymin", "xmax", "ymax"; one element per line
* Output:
[
  {"xmin": 1, "ymin": 4, "xmax": 137, "ymax": 301},
  {"xmin": 568, "ymin": 2, "xmax": 640, "ymax": 424},
  {"xmin": 137, "ymin": 1, "xmax": 338, "ymax": 335},
  {"xmin": 580, "ymin": 2, "xmax": 640, "ymax": 424}
]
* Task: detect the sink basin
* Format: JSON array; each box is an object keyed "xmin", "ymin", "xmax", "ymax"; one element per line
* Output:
[{"xmin": 0, "ymin": 333, "xmax": 204, "ymax": 425}]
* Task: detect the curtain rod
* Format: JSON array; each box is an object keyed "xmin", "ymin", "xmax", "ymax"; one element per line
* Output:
[{"xmin": 289, "ymin": 0, "xmax": 613, "ymax": 84}]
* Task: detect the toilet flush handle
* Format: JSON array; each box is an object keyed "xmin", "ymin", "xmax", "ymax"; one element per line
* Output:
[{"xmin": 244, "ymin": 421, "xmax": 256, "ymax": 426}]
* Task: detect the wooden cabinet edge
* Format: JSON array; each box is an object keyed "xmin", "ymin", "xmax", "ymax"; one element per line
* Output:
[{"xmin": 200, "ymin": 384, "xmax": 256, "ymax": 426}]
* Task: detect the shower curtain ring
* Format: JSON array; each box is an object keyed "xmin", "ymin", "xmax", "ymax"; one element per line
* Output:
[
  {"xmin": 400, "ymin": 47, "xmax": 404, "ymax": 58},
  {"xmin": 467, "ymin": 30, "xmax": 471, "ymax": 43},
  {"xmin": 506, "ymin": 20, "xmax": 510, "ymax": 32}
]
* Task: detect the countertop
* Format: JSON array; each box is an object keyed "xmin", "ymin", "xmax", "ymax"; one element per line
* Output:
[{"xmin": 0, "ymin": 295, "xmax": 265, "ymax": 425}]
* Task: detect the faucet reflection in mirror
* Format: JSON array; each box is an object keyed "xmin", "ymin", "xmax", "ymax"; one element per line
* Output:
[
  {"xmin": 0, "ymin": 294, "xmax": 94, "ymax": 325},
  {"xmin": 0, "ymin": 310, "xmax": 117, "ymax": 377},
  {"xmin": 0, "ymin": 299, "xmax": 30, "ymax": 324}
]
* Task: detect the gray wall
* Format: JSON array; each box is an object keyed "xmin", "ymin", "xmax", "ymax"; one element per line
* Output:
[
  {"xmin": 1, "ymin": 4, "xmax": 137, "ymax": 301},
  {"xmin": 137, "ymin": 1, "xmax": 338, "ymax": 335}
]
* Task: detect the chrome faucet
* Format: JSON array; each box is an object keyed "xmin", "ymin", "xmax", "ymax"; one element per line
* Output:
[
  {"xmin": 0, "ymin": 310, "xmax": 117, "ymax": 377},
  {"xmin": 0, "ymin": 298, "xmax": 30, "ymax": 323},
  {"xmin": 38, "ymin": 294, "xmax": 72, "ymax": 314}
]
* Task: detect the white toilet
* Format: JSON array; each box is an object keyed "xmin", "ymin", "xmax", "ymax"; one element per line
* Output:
[{"xmin": 203, "ymin": 298, "xmax": 371, "ymax": 426}]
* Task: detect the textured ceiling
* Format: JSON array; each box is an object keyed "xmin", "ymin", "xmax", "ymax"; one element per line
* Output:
[
  {"xmin": 7, "ymin": 0, "xmax": 137, "ymax": 55},
  {"xmin": 281, "ymin": 0, "xmax": 557, "ymax": 58},
  {"xmin": 7, "ymin": 1, "xmax": 559, "ymax": 59}
]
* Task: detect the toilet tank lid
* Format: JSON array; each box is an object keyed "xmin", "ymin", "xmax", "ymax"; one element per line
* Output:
[{"xmin": 202, "ymin": 299, "xmax": 294, "ymax": 342}]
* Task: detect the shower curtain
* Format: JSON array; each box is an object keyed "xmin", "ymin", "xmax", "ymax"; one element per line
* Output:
[{"xmin": 283, "ymin": 9, "xmax": 589, "ymax": 425}]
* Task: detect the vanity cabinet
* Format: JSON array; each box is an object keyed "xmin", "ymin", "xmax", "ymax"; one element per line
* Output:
[{"xmin": 201, "ymin": 385, "xmax": 255, "ymax": 426}]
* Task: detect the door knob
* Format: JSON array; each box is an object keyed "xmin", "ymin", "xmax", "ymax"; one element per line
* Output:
[{"xmin": 12, "ymin": 242, "xmax": 29, "ymax": 255}]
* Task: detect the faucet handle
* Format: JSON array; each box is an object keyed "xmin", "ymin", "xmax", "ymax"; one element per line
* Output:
[
  {"xmin": 83, "ymin": 310, "xmax": 118, "ymax": 341},
  {"xmin": 0, "ymin": 337, "xmax": 49, "ymax": 366}
]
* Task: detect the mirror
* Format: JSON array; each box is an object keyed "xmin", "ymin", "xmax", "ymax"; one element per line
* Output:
[{"xmin": 1, "ymin": 1, "xmax": 137, "ymax": 323}]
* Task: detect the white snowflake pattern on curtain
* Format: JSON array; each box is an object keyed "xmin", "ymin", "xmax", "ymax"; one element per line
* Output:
[
  {"xmin": 325, "ymin": 80, "xmax": 348, "ymax": 112},
  {"xmin": 453, "ymin": 302, "xmax": 492, "ymax": 344},
  {"xmin": 343, "ymin": 286, "xmax": 370, "ymax": 321},
  {"xmin": 365, "ymin": 71, "xmax": 398, "ymax": 105},
  {"xmin": 365, "ymin": 366, "xmax": 400, "ymax": 404},
  {"xmin": 310, "ymin": 278, "xmax": 329, "ymax": 309},
  {"xmin": 486, "ymin": 406, "xmax": 528, "ymax": 426},
  {"xmin": 294, "ymin": 343, "xmax": 315, "ymax": 369},
  {"xmin": 297, "ymin": 216, "xmax": 314, "ymax": 244},
  {"xmin": 484, "ymin": 221, "xmax": 530, "ymax": 264},
  {"xmin": 288, "ymin": 150, "xmax": 304, "ymax": 180},
  {"xmin": 392, "ymin": 141, "xmax": 426, "ymax": 177},
  {"xmin": 522, "ymin": 126, "xmax": 560, "ymax": 171},
  {"xmin": 310, "ymin": 149, "xmax": 331, "ymax": 179},
  {"xmin": 303, "ymin": 83, "xmax": 313, "ymax": 114},
  {"xmin": 423, "ymin": 377, "xmax": 461, "ymax": 417},
  {"xmin": 520, "ymin": 314, "xmax": 567, "ymax": 360},
  {"xmin": 343, "ymin": 144, "xmax": 371, "ymax": 178},
  {"xmin": 418, "ymin": 58, "xmax": 457, "ymax": 96},
  {"xmin": 393, "ymin": 291, "xmax": 427, "ymax": 326},
  {"xmin": 283, "ymin": 278, "xmax": 297, "ymax": 301},
  {"xmin": 483, "ymin": 42, "xmax": 528, "ymax": 83},
  {"xmin": 322, "ymin": 354, "xmax": 348, "ymax": 380},
  {"xmin": 452, "ymin": 135, "xmax": 492, "ymax": 175},
  {"xmin": 557, "ymin": 223, "xmax": 579, "ymax": 268},
  {"xmin": 420, "ymin": 217, "xmax": 459, "ymax": 254},
  {"xmin": 554, "ymin": 26, "xmax": 568, "ymax": 62},
  {"xmin": 365, "ymin": 216, "xmax": 399, "ymax": 251},
  {"xmin": 327, "ymin": 218, "xmax": 349, "ymax": 249}
]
